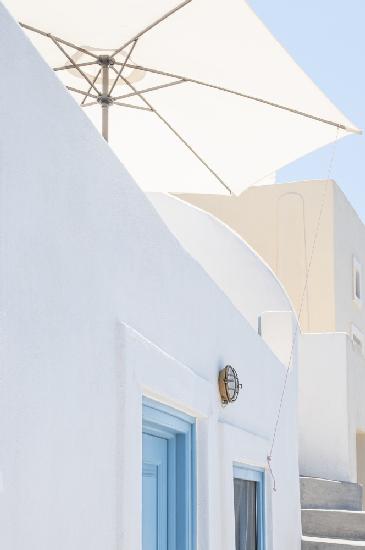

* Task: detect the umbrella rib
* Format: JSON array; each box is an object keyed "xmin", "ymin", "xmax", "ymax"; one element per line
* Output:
[
  {"xmin": 19, "ymin": 22, "xmax": 99, "ymax": 59},
  {"xmin": 67, "ymin": 86, "xmax": 99, "ymax": 99},
  {"xmin": 118, "ymin": 74, "xmax": 232, "ymax": 194},
  {"xmin": 114, "ymin": 102, "xmax": 152, "ymax": 111},
  {"xmin": 54, "ymin": 61, "xmax": 97, "ymax": 71},
  {"xmin": 123, "ymin": 63, "xmax": 361, "ymax": 135},
  {"xmin": 81, "ymin": 68, "xmax": 102, "ymax": 105},
  {"xmin": 50, "ymin": 36, "xmax": 101, "ymax": 95},
  {"xmin": 112, "ymin": 0, "xmax": 193, "ymax": 56},
  {"xmin": 109, "ymin": 40, "xmax": 138, "ymax": 96},
  {"xmin": 19, "ymin": 22, "xmax": 360, "ymax": 134},
  {"xmin": 81, "ymin": 102, "xmax": 99, "ymax": 108},
  {"xmin": 112, "ymin": 79, "xmax": 185, "ymax": 101}
]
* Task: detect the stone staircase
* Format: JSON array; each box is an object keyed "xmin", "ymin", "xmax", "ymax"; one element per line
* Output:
[{"xmin": 301, "ymin": 476, "xmax": 365, "ymax": 549}]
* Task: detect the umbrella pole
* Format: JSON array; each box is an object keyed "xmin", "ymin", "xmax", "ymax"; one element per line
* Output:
[
  {"xmin": 97, "ymin": 55, "xmax": 114, "ymax": 142},
  {"xmin": 101, "ymin": 64, "xmax": 109, "ymax": 141}
]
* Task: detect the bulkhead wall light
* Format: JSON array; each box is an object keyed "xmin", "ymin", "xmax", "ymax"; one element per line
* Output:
[{"xmin": 218, "ymin": 365, "xmax": 242, "ymax": 405}]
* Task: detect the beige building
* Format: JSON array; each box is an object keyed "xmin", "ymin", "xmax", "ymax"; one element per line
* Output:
[{"xmin": 178, "ymin": 180, "xmax": 365, "ymax": 338}]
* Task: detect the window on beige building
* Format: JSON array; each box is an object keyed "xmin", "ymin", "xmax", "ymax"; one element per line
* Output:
[{"xmin": 353, "ymin": 257, "xmax": 362, "ymax": 307}]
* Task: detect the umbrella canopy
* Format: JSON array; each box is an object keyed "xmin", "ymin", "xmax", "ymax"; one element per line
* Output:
[{"xmin": 5, "ymin": 0, "xmax": 360, "ymax": 194}]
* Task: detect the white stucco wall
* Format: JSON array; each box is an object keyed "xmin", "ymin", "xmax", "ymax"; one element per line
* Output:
[
  {"xmin": 299, "ymin": 332, "xmax": 365, "ymax": 482},
  {"xmin": 117, "ymin": 323, "xmax": 299, "ymax": 550},
  {"xmin": 0, "ymin": 5, "xmax": 301, "ymax": 550}
]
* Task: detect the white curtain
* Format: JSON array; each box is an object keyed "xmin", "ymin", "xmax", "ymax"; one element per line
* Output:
[{"xmin": 234, "ymin": 478, "xmax": 257, "ymax": 550}]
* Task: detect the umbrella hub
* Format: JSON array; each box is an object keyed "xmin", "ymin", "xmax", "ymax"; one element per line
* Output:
[
  {"xmin": 96, "ymin": 55, "xmax": 115, "ymax": 105},
  {"xmin": 97, "ymin": 55, "xmax": 115, "ymax": 67},
  {"xmin": 97, "ymin": 95, "xmax": 114, "ymax": 107}
]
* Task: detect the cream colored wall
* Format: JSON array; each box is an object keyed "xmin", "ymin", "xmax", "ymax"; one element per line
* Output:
[
  {"xmin": 177, "ymin": 180, "xmax": 336, "ymax": 332},
  {"xmin": 333, "ymin": 184, "xmax": 365, "ymax": 336}
]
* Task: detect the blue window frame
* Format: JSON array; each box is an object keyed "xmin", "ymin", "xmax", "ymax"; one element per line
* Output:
[
  {"xmin": 142, "ymin": 397, "xmax": 196, "ymax": 550},
  {"xmin": 233, "ymin": 464, "xmax": 265, "ymax": 550}
]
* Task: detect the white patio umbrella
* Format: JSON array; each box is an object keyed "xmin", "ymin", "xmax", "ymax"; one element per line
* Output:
[{"xmin": 5, "ymin": 0, "xmax": 361, "ymax": 194}]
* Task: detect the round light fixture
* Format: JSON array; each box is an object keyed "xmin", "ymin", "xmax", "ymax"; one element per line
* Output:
[{"xmin": 218, "ymin": 365, "xmax": 242, "ymax": 405}]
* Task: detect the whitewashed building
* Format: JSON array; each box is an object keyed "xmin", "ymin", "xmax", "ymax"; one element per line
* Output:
[{"xmin": 0, "ymin": 6, "xmax": 302, "ymax": 550}]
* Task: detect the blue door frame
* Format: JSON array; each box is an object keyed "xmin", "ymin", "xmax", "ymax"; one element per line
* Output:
[
  {"xmin": 233, "ymin": 464, "xmax": 265, "ymax": 550},
  {"xmin": 142, "ymin": 398, "xmax": 196, "ymax": 550}
]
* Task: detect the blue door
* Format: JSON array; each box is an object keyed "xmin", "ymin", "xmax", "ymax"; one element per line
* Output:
[
  {"xmin": 142, "ymin": 433, "xmax": 168, "ymax": 550},
  {"xmin": 142, "ymin": 399, "xmax": 196, "ymax": 550}
]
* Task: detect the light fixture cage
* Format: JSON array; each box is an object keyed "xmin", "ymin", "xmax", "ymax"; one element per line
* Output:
[{"xmin": 218, "ymin": 365, "xmax": 242, "ymax": 405}]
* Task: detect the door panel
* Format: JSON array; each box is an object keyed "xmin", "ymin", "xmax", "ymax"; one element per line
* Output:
[
  {"xmin": 142, "ymin": 400, "xmax": 195, "ymax": 550},
  {"xmin": 142, "ymin": 433, "xmax": 168, "ymax": 550}
]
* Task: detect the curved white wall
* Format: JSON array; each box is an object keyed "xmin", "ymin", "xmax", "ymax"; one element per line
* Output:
[
  {"xmin": 149, "ymin": 193, "xmax": 293, "ymax": 330},
  {"xmin": 149, "ymin": 192, "xmax": 296, "ymax": 363}
]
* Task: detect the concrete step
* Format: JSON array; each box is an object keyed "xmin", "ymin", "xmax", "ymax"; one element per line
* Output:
[
  {"xmin": 302, "ymin": 535, "xmax": 365, "ymax": 549},
  {"xmin": 302, "ymin": 510, "xmax": 365, "ymax": 541},
  {"xmin": 301, "ymin": 477, "xmax": 363, "ymax": 511}
]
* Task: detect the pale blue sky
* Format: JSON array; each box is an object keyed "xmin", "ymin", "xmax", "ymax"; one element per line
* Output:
[{"xmin": 250, "ymin": 1, "xmax": 365, "ymax": 221}]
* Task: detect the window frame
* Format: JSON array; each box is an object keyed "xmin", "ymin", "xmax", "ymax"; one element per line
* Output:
[
  {"xmin": 353, "ymin": 256, "xmax": 362, "ymax": 307},
  {"xmin": 233, "ymin": 464, "xmax": 265, "ymax": 550}
]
